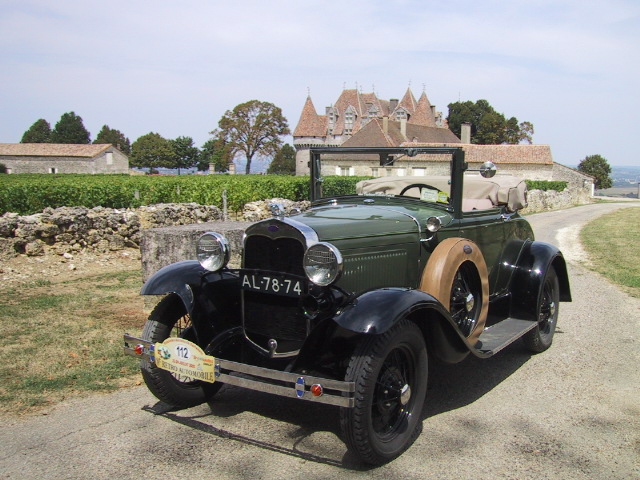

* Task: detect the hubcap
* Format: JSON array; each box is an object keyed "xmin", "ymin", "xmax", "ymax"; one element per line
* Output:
[
  {"xmin": 465, "ymin": 292, "xmax": 475, "ymax": 312},
  {"xmin": 400, "ymin": 384, "xmax": 411, "ymax": 406}
]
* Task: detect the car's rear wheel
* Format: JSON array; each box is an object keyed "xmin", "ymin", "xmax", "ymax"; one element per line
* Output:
[
  {"xmin": 523, "ymin": 266, "xmax": 560, "ymax": 353},
  {"xmin": 340, "ymin": 319, "xmax": 428, "ymax": 465},
  {"xmin": 420, "ymin": 237, "xmax": 489, "ymax": 343},
  {"xmin": 141, "ymin": 294, "xmax": 221, "ymax": 408}
]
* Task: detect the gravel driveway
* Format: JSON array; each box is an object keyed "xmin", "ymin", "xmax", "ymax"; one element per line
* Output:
[{"xmin": 1, "ymin": 203, "xmax": 638, "ymax": 480}]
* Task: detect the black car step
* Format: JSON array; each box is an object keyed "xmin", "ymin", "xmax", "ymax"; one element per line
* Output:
[{"xmin": 475, "ymin": 318, "xmax": 538, "ymax": 356}]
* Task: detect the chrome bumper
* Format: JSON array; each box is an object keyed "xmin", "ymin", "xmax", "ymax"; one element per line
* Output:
[{"xmin": 124, "ymin": 334, "xmax": 355, "ymax": 408}]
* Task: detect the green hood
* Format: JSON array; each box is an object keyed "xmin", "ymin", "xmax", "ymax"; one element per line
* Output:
[{"xmin": 293, "ymin": 204, "xmax": 421, "ymax": 242}]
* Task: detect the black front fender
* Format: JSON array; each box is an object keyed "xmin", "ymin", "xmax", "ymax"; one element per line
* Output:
[
  {"xmin": 333, "ymin": 288, "xmax": 449, "ymax": 335},
  {"xmin": 141, "ymin": 260, "xmax": 238, "ymax": 315}
]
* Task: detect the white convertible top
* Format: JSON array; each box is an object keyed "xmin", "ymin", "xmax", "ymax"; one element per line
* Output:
[{"xmin": 356, "ymin": 175, "xmax": 528, "ymax": 212}]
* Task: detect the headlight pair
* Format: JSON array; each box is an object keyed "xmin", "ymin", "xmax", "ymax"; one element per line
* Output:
[{"xmin": 197, "ymin": 232, "xmax": 343, "ymax": 287}]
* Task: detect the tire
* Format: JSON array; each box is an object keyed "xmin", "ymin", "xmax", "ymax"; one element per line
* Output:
[
  {"xmin": 340, "ymin": 319, "xmax": 428, "ymax": 465},
  {"xmin": 141, "ymin": 294, "xmax": 221, "ymax": 408},
  {"xmin": 522, "ymin": 266, "xmax": 560, "ymax": 353},
  {"xmin": 420, "ymin": 238, "xmax": 489, "ymax": 343}
]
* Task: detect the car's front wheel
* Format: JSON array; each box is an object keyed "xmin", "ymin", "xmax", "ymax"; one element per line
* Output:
[
  {"xmin": 141, "ymin": 294, "xmax": 221, "ymax": 408},
  {"xmin": 340, "ymin": 319, "xmax": 428, "ymax": 465}
]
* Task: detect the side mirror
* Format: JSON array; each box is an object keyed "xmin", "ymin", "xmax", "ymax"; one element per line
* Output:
[{"xmin": 479, "ymin": 162, "xmax": 497, "ymax": 178}]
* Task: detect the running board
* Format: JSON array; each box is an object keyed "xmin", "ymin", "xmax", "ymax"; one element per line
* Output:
[{"xmin": 475, "ymin": 318, "xmax": 537, "ymax": 356}]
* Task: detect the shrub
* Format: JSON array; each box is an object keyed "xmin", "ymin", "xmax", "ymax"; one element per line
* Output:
[{"xmin": 525, "ymin": 180, "xmax": 567, "ymax": 192}]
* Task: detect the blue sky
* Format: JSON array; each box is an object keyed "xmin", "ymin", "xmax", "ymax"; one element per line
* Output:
[{"xmin": 1, "ymin": 0, "xmax": 639, "ymax": 167}]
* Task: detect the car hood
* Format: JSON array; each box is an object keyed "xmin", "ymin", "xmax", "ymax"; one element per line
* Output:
[{"xmin": 291, "ymin": 203, "xmax": 425, "ymax": 242}]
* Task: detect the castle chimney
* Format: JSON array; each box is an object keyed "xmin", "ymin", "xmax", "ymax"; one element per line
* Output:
[
  {"xmin": 390, "ymin": 98, "xmax": 398, "ymax": 112},
  {"xmin": 383, "ymin": 116, "xmax": 389, "ymax": 134},
  {"xmin": 400, "ymin": 119, "xmax": 407, "ymax": 139},
  {"xmin": 461, "ymin": 122, "xmax": 471, "ymax": 143}
]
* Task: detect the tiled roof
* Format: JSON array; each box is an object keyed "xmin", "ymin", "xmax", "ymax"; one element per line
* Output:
[
  {"xmin": 411, "ymin": 92, "xmax": 437, "ymax": 127},
  {"xmin": 0, "ymin": 143, "xmax": 112, "ymax": 157},
  {"xmin": 341, "ymin": 120, "xmax": 461, "ymax": 148},
  {"xmin": 292, "ymin": 97, "xmax": 326, "ymax": 137}
]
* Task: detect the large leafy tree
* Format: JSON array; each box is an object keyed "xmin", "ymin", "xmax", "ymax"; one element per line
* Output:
[
  {"xmin": 94, "ymin": 125, "xmax": 131, "ymax": 154},
  {"xmin": 447, "ymin": 100, "xmax": 533, "ymax": 144},
  {"xmin": 51, "ymin": 111, "xmax": 91, "ymax": 144},
  {"xmin": 21, "ymin": 119, "xmax": 52, "ymax": 143},
  {"xmin": 214, "ymin": 100, "xmax": 290, "ymax": 174},
  {"xmin": 578, "ymin": 154, "xmax": 613, "ymax": 189},
  {"xmin": 129, "ymin": 132, "xmax": 175, "ymax": 172},
  {"xmin": 198, "ymin": 137, "xmax": 231, "ymax": 172},
  {"xmin": 170, "ymin": 136, "xmax": 199, "ymax": 174},
  {"xmin": 267, "ymin": 143, "xmax": 296, "ymax": 175}
]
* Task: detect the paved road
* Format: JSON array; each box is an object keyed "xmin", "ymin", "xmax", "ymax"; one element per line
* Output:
[{"xmin": 1, "ymin": 203, "xmax": 639, "ymax": 480}]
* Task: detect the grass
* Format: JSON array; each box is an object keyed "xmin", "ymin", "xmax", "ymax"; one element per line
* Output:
[
  {"xmin": 0, "ymin": 269, "xmax": 146, "ymax": 415},
  {"xmin": 580, "ymin": 207, "xmax": 640, "ymax": 297}
]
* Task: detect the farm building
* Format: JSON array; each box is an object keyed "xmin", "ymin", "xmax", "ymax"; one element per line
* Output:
[{"xmin": 0, "ymin": 144, "xmax": 129, "ymax": 174}]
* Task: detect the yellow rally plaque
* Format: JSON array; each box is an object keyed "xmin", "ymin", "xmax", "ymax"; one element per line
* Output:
[{"xmin": 154, "ymin": 338, "xmax": 216, "ymax": 383}]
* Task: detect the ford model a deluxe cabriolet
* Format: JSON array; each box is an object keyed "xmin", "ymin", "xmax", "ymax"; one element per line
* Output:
[{"xmin": 124, "ymin": 146, "xmax": 571, "ymax": 465}]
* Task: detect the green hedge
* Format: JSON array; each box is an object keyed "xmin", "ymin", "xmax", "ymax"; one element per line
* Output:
[
  {"xmin": 525, "ymin": 180, "xmax": 568, "ymax": 192},
  {"xmin": 0, "ymin": 174, "xmax": 370, "ymax": 215}
]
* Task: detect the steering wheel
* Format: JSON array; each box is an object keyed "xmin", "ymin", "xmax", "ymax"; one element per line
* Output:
[{"xmin": 399, "ymin": 183, "xmax": 440, "ymax": 196}]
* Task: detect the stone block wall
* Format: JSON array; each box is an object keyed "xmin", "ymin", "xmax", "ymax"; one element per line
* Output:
[{"xmin": 0, "ymin": 203, "xmax": 222, "ymax": 260}]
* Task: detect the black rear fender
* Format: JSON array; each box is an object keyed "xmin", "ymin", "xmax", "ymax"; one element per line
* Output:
[{"xmin": 510, "ymin": 241, "xmax": 572, "ymax": 320}]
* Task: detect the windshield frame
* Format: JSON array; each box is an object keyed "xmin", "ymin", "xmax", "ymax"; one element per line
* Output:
[{"xmin": 308, "ymin": 146, "xmax": 467, "ymax": 219}]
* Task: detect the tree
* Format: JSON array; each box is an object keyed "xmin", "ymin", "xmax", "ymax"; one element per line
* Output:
[
  {"xmin": 94, "ymin": 125, "xmax": 131, "ymax": 154},
  {"xmin": 215, "ymin": 100, "xmax": 290, "ymax": 174},
  {"xmin": 169, "ymin": 136, "xmax": 199, "ymax": 174},
  {"xmin": 267, "ymin": 144, "xmax": 296, "ymax": 175},
  {"xmin": 21, "ymin": 119, "xmax": 52, "ymax": 143},
  {"xmin": 447, "ymin": 100, "xmax": 533, "ymax": 145},
  {"xmin": 129, "ymin": 132, "xmax": 175, "ymax": 172},
  {"xmin": 51, "ymin": 111, "xmax": 91, "ymax": 144},
  {"xmin": 198, "ymin": 137, "xmax": 231, "ymax": 173},
  {"xmin": 578, "ymin": 154, "xmax": 613, "ymax": 189},
  {"xmin": 0, "ymin": 163, "xmax": 7, "ymax": 174}
]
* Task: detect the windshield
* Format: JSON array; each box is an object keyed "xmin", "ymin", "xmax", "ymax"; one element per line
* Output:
[{"xmin": 309, "ymin": 147, "xmax": 462, "ymax": 206}]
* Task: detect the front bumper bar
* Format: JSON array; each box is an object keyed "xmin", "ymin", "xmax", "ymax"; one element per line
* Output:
[{"xmin": 124, "ymin": 334, "xmax": 355, "ymax": 408}]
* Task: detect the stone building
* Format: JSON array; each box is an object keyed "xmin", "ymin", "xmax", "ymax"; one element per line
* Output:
[
  {"xmin": 0, "ymin": 144, "xmax": 129, "ymax": 174},
  {"xmin": 292, "ymin": 86, "xmax": 593, "ymax": 193}
]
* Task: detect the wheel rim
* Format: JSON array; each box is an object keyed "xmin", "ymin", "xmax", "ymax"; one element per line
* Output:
[
  {"xmin": 371, "ymin": 346, "xmax": 416, "ymax": 438},
  {"xmin": 538, "ymin": 278, "xmax": 557, "ymax": 335},
  {"xmin": 450, "ymin": 261, "xmax": 482, "ymax": 337}
]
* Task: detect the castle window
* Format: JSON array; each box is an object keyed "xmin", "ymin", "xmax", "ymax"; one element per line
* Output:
[
  {"xmin": 344, "ymin": 106, "xmax": 356, "ymax": 134},
  {"xmin": 395, "ymin": 108, "xmax": 408, "ymax": 121}
]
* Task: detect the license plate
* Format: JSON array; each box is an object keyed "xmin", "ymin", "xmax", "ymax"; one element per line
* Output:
[{"xmin": 241, "ymin": 271, "xmax": 305, "ymax": 297}]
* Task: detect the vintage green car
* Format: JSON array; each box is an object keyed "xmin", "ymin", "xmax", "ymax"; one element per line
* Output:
[{"xmin": 124, "ymin": 146, "xmax": 571, "ymax": 465}]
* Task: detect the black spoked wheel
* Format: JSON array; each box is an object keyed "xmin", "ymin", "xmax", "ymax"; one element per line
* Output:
[
  {"xmin": 141, "ymin": 294, "xmax": 220, "ymax": 408},
  {"xmin": 450, "ymin": 261, "xmax": 483, "ymax": 337},
  {"xmin": 523, "ymin": 266, "xmax": 560, "ymax": 353},
  {"xmin": 340, "ymin": 319, "xmax": 428, "ymax": 465}
]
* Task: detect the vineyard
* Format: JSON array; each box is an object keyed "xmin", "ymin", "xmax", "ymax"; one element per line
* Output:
[
  {"xmin": 0, "ymin": 174, "xmax": 366, "ymax": 215},
  {"xmin": 0, "ymin": 174, "xmax": 567, "ymax": 216}
]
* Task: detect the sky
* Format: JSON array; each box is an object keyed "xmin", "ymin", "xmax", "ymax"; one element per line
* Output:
[{"xmin": 1, "ymin": 0, "xmax": 639, "ymax": 167}]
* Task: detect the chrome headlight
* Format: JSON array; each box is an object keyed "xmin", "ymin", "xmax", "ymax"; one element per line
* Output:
[
  {"xmin": 426, "ymin": 216, "xmax": 442, "ymax": 233},
  {"xmin": 197, "ymin": 232, "xmax": 230, "ymax": 272},
  {"xmin": 303, "ymin": 242, "xmax": 343, "ymax": 286}
]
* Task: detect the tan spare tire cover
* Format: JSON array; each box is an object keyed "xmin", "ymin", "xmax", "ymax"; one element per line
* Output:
[{"xmin": 419, "ymin": 237, "xmax": 489, "ymax": 344}]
